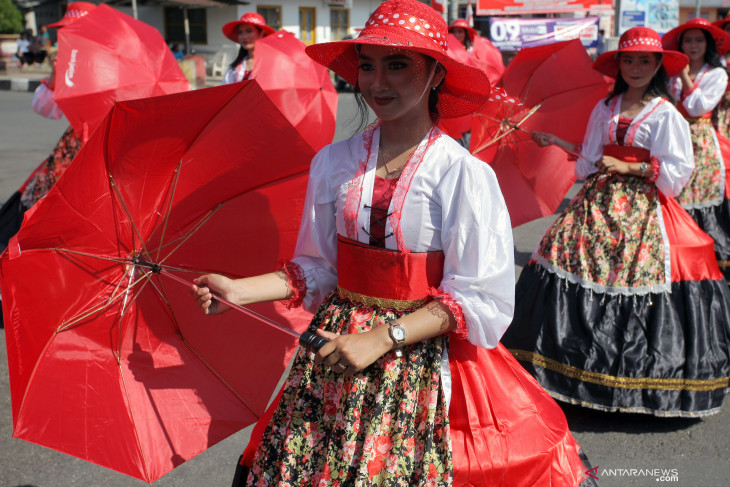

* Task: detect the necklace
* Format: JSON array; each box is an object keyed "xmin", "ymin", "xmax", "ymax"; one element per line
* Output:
[{"xmin": 378, "ymin": 146, "xmax": 415, "ymax": 179}]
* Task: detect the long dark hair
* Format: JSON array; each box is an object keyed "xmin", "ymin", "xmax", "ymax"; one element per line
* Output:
[
  {"xmin": 678, "ymin": 28, "xmax": 724, "ymax": 69},
  {"xmin": 605, "ymin": 53, "xmax": 675, "ymax": 105},
  {"xmin": 229, "ymin": 46, "xmax": 249, "ymax": 69}
]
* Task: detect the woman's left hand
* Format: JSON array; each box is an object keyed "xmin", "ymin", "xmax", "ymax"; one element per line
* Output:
[
  {"xmin": 596, "ymin": 155, "xmax": 632, "ymax": 175},
  {"xmin": 313, "ymin": 327, "xmax": 392, "ymax": 377}
]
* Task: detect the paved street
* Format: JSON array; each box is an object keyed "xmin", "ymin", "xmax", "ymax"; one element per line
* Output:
[{"xmin": 1, "ymin": 90, "xmax": 729, "ymax": 486}]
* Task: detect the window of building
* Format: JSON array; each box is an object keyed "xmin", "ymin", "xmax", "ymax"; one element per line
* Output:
[
  {"xmin": 300, "ymin": 7, "xmax": 316, "ymax": 45},
  {"xmin": 164, "ymin": 7, "xmax": 207, "ymax": 44},
  {"xmin": 257, "ymin": 5, "xmax": 283, "ymax": 31},
  {"xmin": 330, "ymin": 8, "xmax": 350, "ymax": 41}
]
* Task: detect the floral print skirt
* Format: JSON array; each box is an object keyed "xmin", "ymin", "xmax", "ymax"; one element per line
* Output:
[
  {"xmin": 246, "ymin": 292, "xmax": 451, "ymax": 486},
  {"xmin": 716, "ymin": 95, "xmax": 730, "ymax": 141},
  {"xmin": 535, "ymin": 172, "xmax": 667, "ymax": 293},
  {"xmin": 20, "ymin": 125, "xmax": 82, "ymax": 208},
  {"xmin": 677, "ymin": 121, "xmax": 724, "ymax": 210}
]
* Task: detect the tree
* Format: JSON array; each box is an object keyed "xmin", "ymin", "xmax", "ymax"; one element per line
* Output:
[{"xmin": 0, "ymin": 0, "xmax": 23, "ymax": 34}]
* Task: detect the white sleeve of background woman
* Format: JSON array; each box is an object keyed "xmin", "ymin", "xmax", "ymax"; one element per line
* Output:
[
  {"xmin": 682, "ymin": 67, "xmax": 728, "ymax": 117},
  {"xmin": 435, "ymin": 157, "xmax": 515, "ymax": 349},
  {"xmin": 291, "ymin": 145, "xmax": 339, "ymax": 312},
  {"xmin": 575, "ymin": 100, "xmax": 607, "ymax": 179},
  {"xmin": 650, "ymin": 106, "xmax": 695, "ymax": 197},
  {"xmin": 221, "ymin": 67, "xmax": 236, "ymax": 85},
  {"xmin": 31, "ymin": 83, "xmax": 63, "ymax": 120}
]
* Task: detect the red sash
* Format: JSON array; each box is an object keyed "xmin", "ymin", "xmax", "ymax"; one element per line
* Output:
[
  {"xmin": 603, "ymin": 144, "xmax": 649, "ymax": 162},
  {"xmin": 336, "ymin": 236, "xmax": 444, "ymax": 302}
]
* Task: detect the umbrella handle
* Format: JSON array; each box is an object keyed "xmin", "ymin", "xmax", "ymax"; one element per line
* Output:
[{"xmin": 299, "ymin": 331, "xmax": 330, "ymax": 352}]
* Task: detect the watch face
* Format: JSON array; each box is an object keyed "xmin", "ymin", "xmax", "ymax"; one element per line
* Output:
[{"xmin": 392, "ymin": 325, "xmax": 406, "ymax": 341}]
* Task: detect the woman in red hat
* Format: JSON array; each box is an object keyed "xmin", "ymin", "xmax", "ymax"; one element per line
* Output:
[
  {"xmin": 220, "ymin": 12, "xmax": 275, "ymax": 84},
  {"xmin": 503, "ymin": 26, "xmax": 730, "ymax": 418},
  {"xmin": 662, "ymin": 18, "xmax": 730, "ymax": 280},
  {"xmin": 0, "ymin": 1, "xmax": 97, "ymax": 252},
  {"xmin": 194, "ymin": 1, "xmax": 593, "ymax": 485}
]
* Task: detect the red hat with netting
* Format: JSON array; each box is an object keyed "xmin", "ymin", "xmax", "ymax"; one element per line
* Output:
[
  {"xmin": 448, "ymin": 18, "xmax": 478, "ymax": 42},
  {"xmin": 305, "ymin": 0, "xmax": 490, "ymax": 119},
  {"xmin": 712, "ymin": 14, "xmax": 730, "ymax": 31},
  {"xmin": 593, "ymin": 26, "xmax": 689, "ymax": 78},
  {"xmin": 47, "ymin": 2, "xmax": 97, "ymax": 29},
  {"xmin": 222, "ymin": 12, "xmax": 276, "ymax": 43},
  {"xmin": 662, "ymin": 17, "xmax": 730, "ymax": 54}
]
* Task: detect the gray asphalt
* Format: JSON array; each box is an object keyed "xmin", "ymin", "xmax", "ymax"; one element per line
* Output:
[{"xmin": 1, "ymin": 90, "xmax": 729, "ymax": 487}]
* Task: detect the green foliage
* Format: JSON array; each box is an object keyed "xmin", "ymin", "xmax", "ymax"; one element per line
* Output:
[{"xmin": 0, "ymin": 0, "xmax": 23, "ymax": 34}]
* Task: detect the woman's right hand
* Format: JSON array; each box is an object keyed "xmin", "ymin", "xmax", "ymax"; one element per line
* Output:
[{"xmin": 192, "ymin": 274, "xmax": 236, "ymax": 315}]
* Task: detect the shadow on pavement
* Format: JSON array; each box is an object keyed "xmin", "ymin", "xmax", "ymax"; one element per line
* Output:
[{"xmin": 561, "ymin": 402, "xmax": 701, "ymax": 434}]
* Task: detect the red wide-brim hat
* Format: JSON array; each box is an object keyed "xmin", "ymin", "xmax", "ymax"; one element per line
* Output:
[
  {"xmin": 448, "ymin": 18, "xmax": 478, "ymax": 42},
  {"xmin": 222, "ymin": 12, "xmax": 276, "ymax": 43},
  {"xmin": 662, "ymin": 17, "xmax": 730, "ymax": 55},
  {"xmin": 593, "ymin": 26, "xmax": 688, "ymax": 78},
  {"xmin": 305, "ymin": 0, "xmax": 490, "ymax": 119},
  {"xmin": 47, "ymin": 2, "xmax": 97, "ymax": 29},
  {"xmin": 712, "ymin": 16, "xmax": 730, "ymax": 31}
]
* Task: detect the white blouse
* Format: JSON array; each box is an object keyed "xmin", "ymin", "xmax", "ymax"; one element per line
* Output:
[
  {"xmin": 576, "ymin": 95, "xmax": 695, "ymax": 198},
  {"xmin": 669, "ymin": 64, "xmax": 728, "ymax": 117},
  {"xmin": 291, "ymin": 125, "xmax": 515, "ymax": 351},
  {"xmin": 221, "ymin": 58, "xmax": 249, "ymax": 85}
]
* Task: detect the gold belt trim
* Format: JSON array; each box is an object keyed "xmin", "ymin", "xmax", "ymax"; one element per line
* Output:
[
  {"xmin": 336, "ymin": 286, "xmax": 428, "ymax": 311},
  {"xmin": 717, "ymin": 260, "xmax": 730, "ymax": 268},
  {"xmin": 510, "ymin": 349, "xmax": 730, "ymax": 391},
  {"xmin": 685, "ymin": 117, "xmax": 712, "ymax": 124}
]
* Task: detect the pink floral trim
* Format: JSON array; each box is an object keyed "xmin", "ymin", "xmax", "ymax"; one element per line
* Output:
[
  {"xmin": 427, "ymin": 287, "xmax": 468, "ymax": 340},
  {"xmin": 278, "ymin": 260, "xmax": 306, "ymax": 309},
  {"xmin": 647, "ymin": 156, "xmax": 660, "ymax": 183},
  {"xmin": 343, "ymin": 122, "xmax": 380, "ymax": 240},
  {"xmin": 389, "ymin": 126, "xmax": 442, "ymax": 251}
]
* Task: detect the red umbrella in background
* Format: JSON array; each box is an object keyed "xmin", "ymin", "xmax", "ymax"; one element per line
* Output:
[
  {"xmin": 471, "ymin": 39, "xmax": 609, "ymax": 227},
  {"xmin": 1, "ymin": 81, "xmax": 314, "ymax": 483},
  {"xmin": 470, "ymin": 36, "xmax": 505, "ymax": 82},
  {"xmin": 54, "ymin": 4, "xmax": 189, "ymax": 139},
  {"xmin": 252, "ymin": 31, "xmax": 338, "ymax": 152}
]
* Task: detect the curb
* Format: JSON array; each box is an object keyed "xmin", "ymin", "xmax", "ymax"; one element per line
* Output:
[{"xmin": 0, "ymin": 77, "xmax": 43, "ymax": 92}]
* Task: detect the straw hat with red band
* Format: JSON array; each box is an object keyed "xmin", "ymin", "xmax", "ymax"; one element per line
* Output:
[
  {"xmin": 222, "ymin": 12, "xmax": 276, "ymax": 43},
  {"xmin": 593, "ymin": 26, "xmax": 689, "ymax": 78},
  {"xmin": 47, "ymin": 2, "xmax": 96, "ymax": 29},
  {"xmin": 662, "ymin": 17, "xmax": 730, "ymax": 55},
  {"xmin": 448, "ymin": 18, "xmax": 478, "ymax": 42},
  {"xmin": 305, "ymin": 0, "xmax": 490, "ymax": 119}
]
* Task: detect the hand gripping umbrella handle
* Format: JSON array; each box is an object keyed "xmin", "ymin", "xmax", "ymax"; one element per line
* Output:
[
  {"xmin": 161, "ymin": 269, "xmax": 330, "ymax": 352},
  {"xmin": 299, "ymin": 331, "xmax": 330, "ymax": 352}
]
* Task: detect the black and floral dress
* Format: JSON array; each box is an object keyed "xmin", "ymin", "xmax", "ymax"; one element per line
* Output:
[{"xmin": 503, "ymin": 95, "xmax": 730, "ymax": 417}]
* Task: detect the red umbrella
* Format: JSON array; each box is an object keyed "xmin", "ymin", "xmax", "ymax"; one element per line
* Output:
[
  {"xmin": 54, "ymin": 4, "xmax": 189, "ymax": 139},
  {"xmin": 252, "ymin": 31, "xmax": 338, "ymax": 153},
  {"xmin": 470, "ymin": 39, "xmax": 609, "ymax": 227},
  {"xmin": 470, "ymin": 36, "xmax": 505, "ymax": 83},
  {"xmin": 0, "ymin": 81, "xmax": 314, "ymax": 483}
]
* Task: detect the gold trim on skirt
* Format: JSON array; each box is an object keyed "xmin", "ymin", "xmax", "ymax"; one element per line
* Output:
[
  {"xmin": 685, "ymin": 117, "xmax": 712, "ymax": 125},
  {"xmin": 510, "ymin": 349, "xmax": 730, "ymax": 392},
  {"xmin": 337, "ymin": 286, "xmax": 429, "ymax": 311}
]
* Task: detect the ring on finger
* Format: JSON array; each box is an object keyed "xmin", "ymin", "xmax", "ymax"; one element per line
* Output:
[{"xmin": 335, "ymin": 362, "xmax": 347, "ymax": 371}]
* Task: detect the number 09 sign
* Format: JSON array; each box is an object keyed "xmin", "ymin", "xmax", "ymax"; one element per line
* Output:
[{"xmin": 488, "ymin": 17, "xmax": 599, "ymax": 51}]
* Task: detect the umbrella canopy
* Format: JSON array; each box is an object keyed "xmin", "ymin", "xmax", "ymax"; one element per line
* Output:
[
  {"xmin": 252, "ymin": 31, "xmax": 338, "ymax": 153},
  {"xmin": 54, "ymin": 4, "xmax": 189, "ymax": 138},
  {"xmin": 0, "ymin": 81, "xmax": 314, "ymax": 483},
  {"xmin": 471, "ymin": 39, "xmax": 609, "ymax": 227}
]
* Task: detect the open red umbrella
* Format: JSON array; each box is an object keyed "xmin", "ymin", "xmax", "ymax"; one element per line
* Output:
[
  {"xmin": 251, "ymin": 31, "xmax": 338, "ymax": 153},
  {"xmin": 470, "ymin": 39, "xmax": 609, "ymax": 227},
  {"xmin": 0, "ymin": 81, "xmax": 315, "ymax": 483},
  {"xmin": 54, "ymin": 4, "xmax": 189, "ymax": 139}
]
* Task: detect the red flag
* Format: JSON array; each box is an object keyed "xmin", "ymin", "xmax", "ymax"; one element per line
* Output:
[{"xmin": 432, "ymin": 0, "xmax": 446, "ymax": 14}]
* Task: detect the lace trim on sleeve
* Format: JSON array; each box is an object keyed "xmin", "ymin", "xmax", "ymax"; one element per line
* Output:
[
  {"xmin": 647, "ymin": 156, "xmax": 660, "ymax": 183},
  {"xmin": 427, "ymin": 287, "xmax": 468, "ymax": 340},
  {"xmin": 278, "ymin": 260, "xmax": 307, "ymax": 309}
]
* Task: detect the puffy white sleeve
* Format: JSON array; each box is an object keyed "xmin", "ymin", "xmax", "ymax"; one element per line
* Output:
[
  {"xmin": 291, "ymin": 145, "xmax": 339, "ymax": 312},
  {"xmin": 575, "ymin": 101, "xmax": 606, "ymax": 179},
  {"xmin": 650, "ymin": 108, "xmax": 695, "ymax": 197},
  {"xmin": 681, "ymin": 67, "xmax": 728, "ymax": 117},
  {"xmin": 435, "ymin": 158, "xmax": 515, "ymax": 349},
  {"xmin": 31, "ymin": 82, "xmax": 63, "ymax": 120},
  {"xmin": 221, "ymin": 67, "xmax": 236, "ymax": 85}
]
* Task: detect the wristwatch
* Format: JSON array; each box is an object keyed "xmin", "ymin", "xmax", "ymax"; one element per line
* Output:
[
  {"xmin": 388, "ymin": 321, "xmax": 407, "ymax": 358},
  {"xmin": 640, "ymin": 162, "xmax": 648, "ymax": 177}
]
